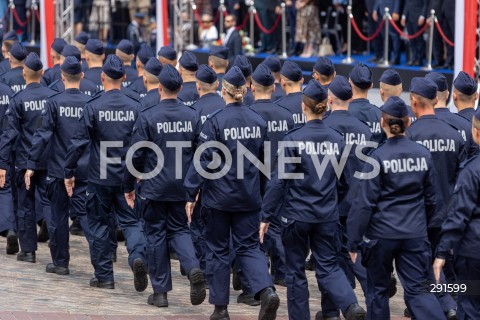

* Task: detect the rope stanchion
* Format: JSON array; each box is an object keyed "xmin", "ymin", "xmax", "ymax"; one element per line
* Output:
[
  {"xmin": 435, "ymin": 19, "xmax": 454, "ymax": 46},
  {"xmin": 34, "ymin": 7, "xmax": 40, "ymax": 21},
  {"xmin": 389, "ymin": 18, "xmax": 429, "ymax": 40},
  {"xmin": 212, "ymin": 9, "xmax": 220, "ymax": 24},
  {"xmin": 351, "ymin": 16, "xmax": 384, "ymax": 42},
  {"xmin": 193, "ymin": 9, "xmax": 205, "ymax": 29},
  {"xmin": 12, "ymin": 7, "xmax": 29, "ymax": 27},
  {"xmin": 235, "ymin": 12, "xmax": 250, "ymax": 30},
  {"xmin": 253, "ymin": 13, "xmax": 281, "ymax": 35}
]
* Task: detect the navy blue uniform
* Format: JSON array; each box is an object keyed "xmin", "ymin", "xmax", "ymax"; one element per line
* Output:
[
  {"xmin": 64, "ymin": 89, "xmax": 146, "ymax": 282},
  {"xmin": 403, "ymin": 0, "xmax": 427, "ymax": 63},
  {"xmin": 0, "ymin": 59, "xmax": 11, "ymax": 74},
  {"xmin": 262, "ymin": 120, "xmax": 359, "ymax": 320},
  {"xmin": 458, "ymin": 107, "xmax": 475, "ymax": 122},
  {"xmin": 437, "ymin": 155, "xmax": 480, "ymax": 319},
  {"xmin": 48, "ymin": 78, "xmax": 98, "ymax": 97},
  {"xmin": 123, "ymin": 66, "xmax": 137, "ymax": 87},
  {"xmin": 349, "ymin": 98, "xmax": 384, "ymax": 143},
  {"xmin": 275, "ymin": 92, "xmax": 305, "ymax": 127},
  {"xmin": 216, "ymin": 73, "xmax": 224, "ymax": 97},
  {"xmin": 243, "ymin": 87, "xmax": 254, "ymax": 106},
  {"xmin": 0, "ymin": 83, "xmax": 57, "ymax": 253},
  {"xmin": 28, "ymin": 89, "xmax": 92, "ymax": 268},
  {"xmin": 43, "ymin": 64, "xmax": 61, "ymax": 86},
  {"xmin": 83, "ymin": 67, "xmax": 104, "ymax": 92},
  {"xmin": 0, "ymin": 67, "xmax": 26, "ymax": 93},
  {"xmin": 123, "ymin": 99, "xmax": 201, "ymax": 294},
  {"xmin": 139, "ymin": 89, "xmax": 160, "ymax": 110},
  {"xmin": 271, "ymin": 83, "xmax": 286, "ymax": 102},
  {"xmin": 128, "ymin": 76, "xmax": 147, "ymax": 98},
  {"xmin": 184, "ymin": 102, "xmax": 274, "ymax": 306},
  {"xmin": 191, "ymin": 92, "xmax": 226, "ymax": 125},
  {"xmin": 348, "ymin": 136, "xmax": 445, "ymax": 320},
  {"xmin": 435, "ymin": 108, "xmax": 479, "ymax": 159},
  {"xmin": 177, "ymin": 82, "xmax": 199, "ymax": 107},
  {"xmin": 81, "ymin": 58, "xmax": 89, "ymax": 72}
]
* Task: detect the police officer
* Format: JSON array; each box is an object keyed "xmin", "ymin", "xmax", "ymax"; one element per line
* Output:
[
  {"xmin": 0, "ymin": 52, "xmax": 57, "ymax": 263},
  {"xmin": 83, "ymin": 39, "xmax": 105, "ymax": 92},
  {"xmin": 427, "ymin": 72, "xmax": 479, "ymax": 159},
  {"xmin": 0, "ymin": 30, "xmax": 19, "ymax": 74},
  {"xmin": 208, "ymin": 46, "xmax": 229, "ymax": 96},
  {"xmin": 128, "ymin": 43, "xmax": 155, "ymax": 98},
  {"xmin": 401, "ymin": 0, "xmax": 427, "ymax": 66},
  {"xmin": 452, "ymin": 71, "xmax": 478, "ymax": 122},
  {"xmin": 140, "ymin": 57, "xmax": 163, "ymax": 110},
  {"xmin": 433, "ymin": 108, "xmax": 480, "ymax": 319},
  {"xmin": 0, "ymin": 76, "xmax": 16, "ymax": 255},
  {"xmin": 123, "ymin": 64, "xmax": 206, "ymax": 308},
  {"xmin": 184, "ymin": 66, "xmax": 280, "ymax": 320},
  {"xmin": 0, "ymin": 41, "xmax": 28, "ymax": 93},
  {"xmin": 26, "ymin": 56, "xmax": 92, "ymax": 275},
  {"xmin": 259, "ymin": 80, "xmax": 365, "ymax": 320},
  {"xmin": 127, "ymin": 12, "xmax": 146, "ymax": 54},
  {"xmin": 178, "ymin": 51, "xmax": 199, "ymax": 107},
  {"xmin": 232, "ymin": 55, "xmax": 255, "ymax": 106},
  {"xmin": 379, "ymin": 69, "xmax": 416, "ymax": 123},
  {"xmin": 262, "ymin": 55, "xmax": 285, "ymax": 102},
  {"xmin": 115, "ymin": 39, "xmax": 138, "ymax": 87},
  {"xmin": 312, "ymin": 57, "xmax": 336, "ymax": 89},
  {"xmin": 73, "ymin": 31, "xmax": 90, "ymax": 72},
  {"xmin": 275, "ymin": 61, "xmax": 305, "ymax": 127},
  {"xmin": 348, "ymin": 63, "xmax": 385, "ymax": 143},
  {"xmin": 249, "ymin": 63, "xmax": 293, "ymax": 288},
  {"xmin": 347, "ymin": 96, "xmax": 445, "ymax": 320},
  {"xmin": 157, "ymin": 46, "xmax": 177, "ymax": 67},
  {"xmin": 64, "ymin": 55, "xmax": 148, "ymax": 291},
  {"xmin": 406, "ymin": 77, "xmax": 462, "ymax": 319},
  {"xmin": 48, "ymin": 45, "xmax": 98, "ymax": 97},
  {"xmin": 372, "ymin": 0, "xmax": 401, "ymax": 65},
  {"xmin": 43, "ymin": 38, "xmax": 68, "ymax": 86}
]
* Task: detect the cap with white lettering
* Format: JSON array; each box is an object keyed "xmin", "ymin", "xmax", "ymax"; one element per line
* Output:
[
  {"xmin": 303, "ymin": 79, "xmax": 327, "ymax": 102},
  {"xmin": 329, "ymin": 75, "xmax": 352, "ymax": 101},
  {"xmin": 381, "ymin": 96, "xmax": 409, "ymax": 118},
  {"xmin": 158, "ymin": 64, "xmax": 183, "ymax": 91},
  {"xmin": 410, "ymin": 77, "xmax": 438, "ymax": 100}
]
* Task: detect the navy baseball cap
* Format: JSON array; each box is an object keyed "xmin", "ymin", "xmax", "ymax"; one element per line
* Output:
[
  {"xmin": 209, "ymin": 46, "xmax": 229, "ymax": 60},
  {"xmin": 252, "ymin": 64, "xmax": 274, "ymax": 87},
  {"xmin": 303, "ymin": 80, "xmax": 327, "ymax": 102},
  {"xmin": 61, "ymin": 45, "xmax": 81, "ymax": 61},
  {"xmin": 281, "ymin": 61, "xmax": 302, "ymax": 82},
  {"xmin": 24, "ymin": 52, "xmax": 43, "ymax": 71},
  {"xmin": 381, "ymin": 96, "xmax": 409, "ymax": 118},
  {"xmin": 74, "ymin": 31, "xmax": 89, "ymax": 45},
  {"xmin": 233, "ymin": 55, "xmax": 252, "ymax": 78},
  {"xmin": 425, "ymin": 72, "xmax": 448, "ymax": 92},
  {"xmin": 52, "ymin": 38, "xmax": 68, "ymax": 54},
  {"xmin": 314, "ymin": 57, "xmax": 335, "ymax": 76},
  {"xmin": 263, "ymin": 55, "xmax": 282, "ymax": 73},
  {"xmin": 454, "ymin": 71, "xmax": 477, "ymax": 96},
  {"xmin": 158, "ymin": 64, "xmax": 183, "ymax": 91},
  {"xmin": 157, "ymin": 46, "xmax": 177, "ymax": 60},
  {"xmin": 380, "ymin": 69, "xmax": 402, "ymax": 86},
  {"xmin": 329, "ymin": 75, "xmax": 352, "ymax": 101},
  {"xmin": 410, "ymin": 77, "xmax": 438, "ymax": 99},
  {"xmin": 179, "ymin": 51, "xmax": 199, "ymax": 72},
  {"xmin": 102, "ymin": 54, "xmax": 125, "ymax": 79},
  {"xmin": 144, "ymin": 57, "xmax": 163, "ymax": 76},
  {"xmin": 224, "ymin": 66, "xmax": 246, "ymax": 87},
  {"xmin": 196, "ymin": 64, "xmax": 217, "ymax": 84},
  {"xmin": 61, "ymin": 56, "xmax": 82, "ymax": 75},
  {"xmin": 137, "ymin": 44, "xmax": 154, "ymax": 65},
  {"xmin": 86, "ymin": 39, "xmax": 104, "ymax": 55},
  {"xmin": 349, "ymin": 63, "xmax": 373, "ymax": 89},
  {"xmin": 2, "ymin": 30, "xmax": 18, "ymax": 41},
  {"xmin": 116, "ymin": 39, "xmax": 134, "ymax": 55},
  {"xmin": 9, "ymin": 41, "xmax": 28, "ymax": 61}
]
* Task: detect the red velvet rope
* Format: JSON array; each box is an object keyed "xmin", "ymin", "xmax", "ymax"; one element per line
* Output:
[
  {"xmin": 253, "ymin": 12, "xmax": 281, "ymax": 35},
  {"xmin": 351, "ymin": 16, "xmax": 385, "ymax": 41},
  {"xmin": 435, "ymin": 19, "xmax": 454, "ymax": 46},
  {"xmin": 389, "ymin": 18, "xmax": 430, "ymax": 39},
  {"xmin": 12, "ymin": 7, "xmax": 29, "ymax": 27},
  {"xmin": 235, "ymin": 12, "xmax": 250, "ymax": 30},
  {"xmin": 34, "ymin": 8, "xmax": 40, "ymax": 22}
]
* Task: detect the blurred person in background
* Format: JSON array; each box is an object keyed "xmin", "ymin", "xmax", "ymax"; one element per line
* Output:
[
  {"xmin": 295, "ymin": 0, "xmax": 321, "ymax": 57},
  {"xmin": 199, "ymin": 13, "xmax": 218, "ymax": 48}
]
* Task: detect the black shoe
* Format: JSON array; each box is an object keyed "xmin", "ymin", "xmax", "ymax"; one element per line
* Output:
[
  {"xmin": 210, "ymin": 306, "xmax": 229, "ymax": 320},
  {"xmin": 259, "ymin": 287, "xmax": 280, "ymax": 320},
  {"xmin": 188, "ymin": 267, "xmax": 206, "ymax": 305},
  {"xmin": 273, "ymin": 278, "xmax": 286, "ymax": 287},
  {"xmin": 115, "ymin": 226, "xmax": 124, "ymax": 242},
  {"xmin": 132, "ymin": 258, "xmax": 148, "ymax": 292},
  {"xmin": 46, "ymin": 263, "xmax": 70, "ymax": 275},
  {"xmin": 388, "ymin": 274, "xmax": 397, "ymax": 298},
  {"xmin": 265, "ymin": 48, "xmax": 277, "ymax": 55},
  {"xmin": 69, "ymin": 219, "xmax": 84, "ymax": 236},
  {"xmin": 89, "ymin": 277, "xmax": 115, "ymax": 289},
  {"xmin": 445, "ymin": 309, "xmax": 457, "ymax": 320},
  {"xmin": 237, "ymin": 292, "xmax": 261, "ymax": 306},
  {"xmin": 315, "ymin": 311, "xmax": 340, "ymax": 320},
  {"xmin": 147, "ymin": 293, "xmax": 168, "ymax": 307},
  {"xmin": 407, "ymin": 60, "xmax": 414, "ymax": 66},
  {"xmin": 411, "ymin": 60, "xmax": 421, "ymax": 66},
  {"xmin": 368, "ymin": 56, "xmax": 381, "ymax": 63},
  {"xmin": 432, "ymin": 61, "xmax": 445, "ymax": 69},
  {"xmin": 37, "ymin": 220, "xmax": 49, "ymax": 242},
  {"xmin": 6, "ymin": 230, "xmax": 19, "ymax": 255},
  {"xmin": 305, "ymin": 258, "xmax": 314, "ymax": 271},
  {"xmin": 180, "ymin": 264, "xmax": 186, "ymax": 276},
  {"xmin": 17, "ymin": 251, "xmax": 35, "ymax": 263},
  {"xmin": 345, "ymin": 303, "xmax": 366, "ymax": 320},
  {"xmin": 232, "ymin": 268, "xmax": 241, "ymax": 291},
  {"xmin": 112, "ymin": 252, "xmax": 117, "ymax": 263},
  {"xmin": 389, "ymin": 59, "xmax": 400, "ymax": 65}
]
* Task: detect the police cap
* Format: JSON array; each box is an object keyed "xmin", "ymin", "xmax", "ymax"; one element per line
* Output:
[
  {"xmin": 281, "ymin": 61, "xmax": 303, "ymax": 82},
  {"xmin": 144, "ymin": 57, "xmax": 163, "ymax": 76},
  {"xmin": 329, "ymin": 75, "xmax": 352, "ymax": 101},
  {"xmin": 116, "ymin": 39, "xmax": 134, "ymax": 55},
  {"xmin": 314, "ymin": 57, "xmax": 335, "ymax": 76},
  {"xmin": 24, "ymin": 52, "xmax": 43, "ymax": 71},
  {"xmin": 425, "ymin": 72, "xmax": 448, "ymax": 92},
  {"xmin": 252, "ymin": 64, "xmax": 274, "ymax": 87},
  {"xmin": 9, "ymin": 41, "xmax": 28, "ymax": 61},
  {"xmin": 157, "ymin": 46, "xmax": 177, "ymax": 61},
  {"xmin": 61, "ymin": 45, "xmax": 81, "ymax": 61},
  {"xmin": 209, "ymin": 46, "xmax": 229, "ymax": 60},
  {"xmin": 379, "ymin": 69, "xmax": 402, "ymax": 86},
  {"xmin": 454, "ymin": 71, "xmax": 477, "ymax": 96},
  {"xmin": 303, "ymin": 79, "xmax": 327, "ymax": 102},
  {"xmin": 410, "ymin": 77, "xmax": 438, "ymax": 99},
  {"xmin": 223, "ymin": 66, "xmax": 246, "ymax": 87},
  {"xmin": 381, "ymin": 96, "xmax": 409, "ymax": 118},
  {"xmin": 102, "ymin": 54, "xmax": 125, "ymax": 79},
  {"xmin": 137, "ymin": 44, "xmax": 154, "ymax": 65},
  {"xmin": 349, "ymin": 62, "xmax": 372, "ymax": 89},
  {"xmin": 86, "ymin": 39, "xmax": 105, "ymax": 55},
  {"xmin": 233, "ymin": 55, "xmax": 253, "ymax": 78},
  {"xmin": 61, "ymin": 56, "xmax": 82, "ymax": 75},
  {"xmin": 179, "ymin": 51, "xmax": 199, "ymax": 72},
  {"xmin": 196, "ymin": 64, "xmax": 217, "ymax": 84},
  {"xmin": 158, "ymin": 64, "xmax": 183, "ymax": 91},
  {"xmin": 263, "ymin": 55, "xmax": 282, "ymax": 73}
]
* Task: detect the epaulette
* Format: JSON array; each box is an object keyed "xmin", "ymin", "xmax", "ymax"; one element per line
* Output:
[
  {"xmin": 48, "ymin": 79, "xmax": 61, "ymax": 89},
  {"xmin": 329, "ymin": 126, "xmax": 344, "ymax": 138},
  {"xmin": 86, "ymin": 92, "xmax": 103, "ymax": 103},
  {"xmin": 460, "ymin": 154, "xmax": 478, "ymax": 170},
  {"xmin": 285, "ymin": 125, "xmax": 303, "ymax": 135},
  {"xmin": 123, "ymin": 91, "xmax": 140, "ymax": 102},
  {"xmin": 10, "ymin": 90, "xmax": 21, "ymax": 98},
  {"xmin": 47, "ymin": 91, "xmax": 62, "ymax": 99},
  {"xmin": 206, "ymin": 108, "xmax": 223, "ymax": 120}
]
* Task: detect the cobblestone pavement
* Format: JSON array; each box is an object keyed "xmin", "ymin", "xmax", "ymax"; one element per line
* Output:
[{"xmin": 0, "ymin": 232, "xmax": 409, "ymax": 320}]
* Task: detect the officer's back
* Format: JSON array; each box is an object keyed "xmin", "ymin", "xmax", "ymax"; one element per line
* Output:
[
  {"xmin": 115, "ymin": 40, "xmax": 137, "ymax": 87},
  {"xmin": 262, "ymin": 56, "xmax": 286, "ymax": 102},
  {"xmin": 83, "ymin": 39, "xmax": 105, "ymax": 92},
  {"xmin": 0, "ymin": 41, "xmax": 29, "ymax": 93},
  {"xmin": 191, "ymin": 64, "xmax": 226, "ymax": 124},
  {"xmin": 127, "ymin": 44, "xmax": 154, "ymax": 98},
  {"xmin": 42, "ymin": 38, "xmax": 67, "ymax": 86},
  {"xmin": 0, "ymin": 83, "xmax": 14, "ymax": 130},
  {"xmin": 177, "ymin": 51, "xmax": 200, "ymax": 107},
  {"xmin": 275, "ymin": 61, "xmax": 305, "ymax": 126}
]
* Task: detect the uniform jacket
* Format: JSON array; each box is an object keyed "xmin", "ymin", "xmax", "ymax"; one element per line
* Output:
[
  {"xmin": 348, "ymin": 98, "xmax": 385, "ymax": 144},
  {"xmin": 275, "ymin": 92, "xmax": 305, "ymax": 127},
  {"xmin": 191, "ymin": 92, "xmax": 226, "ymax": 124},
  {"xmin": 178, "ymin": 81, "xmax": 199, "ymax": 107}
]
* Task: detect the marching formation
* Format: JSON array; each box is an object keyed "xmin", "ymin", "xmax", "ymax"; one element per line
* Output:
[{"xmin": 0, "ymin": 29, "xmax": 479, "ymax": 320}]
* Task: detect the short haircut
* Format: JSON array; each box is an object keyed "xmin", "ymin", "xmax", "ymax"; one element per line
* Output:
[
  {"xmin": 380, "ymin": 82, "xmax": 402, "ymax": 97},
  {"xmin": 411, "ymin": 92, "xmax": 436, "ymax": 108},
  {"xmin": 62, "ymin": 70, "xmax": 82, "ymax": 82},
  {"xmin": 454, "ymin": 88, "xmax": 477, "ymax": 103},
  {"xmin": 252, "ymin": 80, "xmax": 274, "ymax": 94},
  {"xmin": 160, "ymin": 84, "xmax": 181, "ymax": 95},
  {"xmin": 196, "ymin": 79, "xmax": 218, "ymax": 92},
  {"xmin": 144, "ymin": 70, "xmax": 159, "ymax": 84},
  {"xmin": 24, "ymin": 67, "xmax": 43, "ymax": 79},
  {"xmin": 116, "ymin": 50, "xmax": 134, "ymax": 64},
  {"xmin": 103, "ymin": 72, "xmax": 124, "ymax": 84},
  {"xmin": 208, "ymin": 55, "xmax": 228, "ymax": 70}
]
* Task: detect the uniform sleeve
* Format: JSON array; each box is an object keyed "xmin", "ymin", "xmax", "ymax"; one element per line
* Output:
[
  {"xmin": 337, "ymin": 141, "xmax": 349, "ymax": 203},
  {"xmin": 0, "ymin": 98, "xmax": 21, "ymax": 169},
  {"xmin": 436, "ymin": 168, "xmax": 478, "ymax": 258},
  {"xmin": 27, "ymin": 99, "xmax": 57, "ymax": 170},
  {"xmin": 423, "ymin": 154, "xmax": 438, "ymax": 223},
  {"xmin": 122, "ymin": 113, "xmax": 149, "ymax": 193},
  {"xmin": 64, "ymin": 104, "xmax": 94, "ymax": 178},
  {"xmin": 456, "ymin": 139, "xmax": 467, "ymax": 179},
  {"xmin": 347, "ymin": 155, "xmax": 382, "ymax": 252}
]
